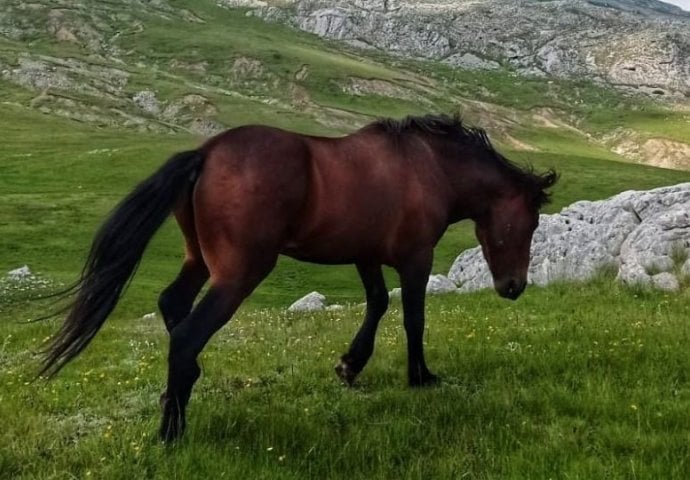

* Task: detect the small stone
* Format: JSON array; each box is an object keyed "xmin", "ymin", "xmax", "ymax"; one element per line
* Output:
[
  {"xmin": 142, "ymin": 312, "xmax": 157, "ymax": 320},
  {"xmin": 288, "ymin": 291, "xmax": 326, "ymax": 312},
  {"xmin": 388, "ymin": 288, "xmax": 401, "ymax": 299},
  {"xmin": 132, "ymin": 90, "xmax": 160, "ymax": 115},
  {"xmin": 55, "ymin": 27, "xmax": 78, "ymax": 43},
  {"xmin": 7, "ymin": 265, "xmax": 32, "ymax": 281},
  {"xmin": 326, "ymin": 304, "xmax": 344, "ymax": 311}
]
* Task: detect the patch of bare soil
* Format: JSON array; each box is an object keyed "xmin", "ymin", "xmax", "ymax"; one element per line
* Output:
[
  {"xmin": 231, "ymin": 57, "xmax": 266, "ymax": 81},
  {"xmin": 503, "ymin": 134, "xmax": 538, "ymax": 151},
  {"xmin": 613, "ymin": 138, "xmax": 690, "ymax": 170},
  {"xmin": 341, "ymin": 77, "xmax": 432, "ymax": 105},
  {"xmin": 606, "ymin": 129, "xmax": 690, "ymax": 170}
]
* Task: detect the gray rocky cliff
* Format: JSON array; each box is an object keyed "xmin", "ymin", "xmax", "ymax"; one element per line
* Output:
[{"xmin": 224, "ymin": 0, "xmax": 690, "ymax": 96}]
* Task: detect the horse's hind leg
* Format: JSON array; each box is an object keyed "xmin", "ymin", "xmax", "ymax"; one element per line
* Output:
[
  {"xmin": 158, "ymin": 207, "xmax": 209, "ymax": 332},
  {"xmin": 159, "ymin": 139, "xmax": 309, "ymax": 441},
  {"xmin": 336, "ymin": 263, "xmax": 389, "ymax": 386},
  {"xmin": 158, "ymin": 260, "xmax": 208, "ymax": 333},
  {"xmin": 159, "ymin": 250, "xmax": 277, "ymax": 442}
]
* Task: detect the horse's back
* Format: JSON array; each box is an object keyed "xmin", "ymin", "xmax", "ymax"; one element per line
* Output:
[
  {"xmin": 192, "ymin": 124, "xmax": 449, "ymax": 267},
  {"xmin": 286, "ymin": 130, "xmax": 450, "ymax": 264}
]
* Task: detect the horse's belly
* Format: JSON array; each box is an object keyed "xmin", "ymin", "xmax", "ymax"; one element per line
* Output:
[
  {"xmin": 281, "ymin": 248, "xmax": 357, "ymax": 265},
  {"xmin": 282, "ymin": 222, "xmax": 394, "ymax": 265}
]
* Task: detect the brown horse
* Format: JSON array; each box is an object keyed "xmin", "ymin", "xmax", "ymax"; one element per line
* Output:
[{"xmin": 41, "ymin": 114, "xmax": 557, "ymax": 441}]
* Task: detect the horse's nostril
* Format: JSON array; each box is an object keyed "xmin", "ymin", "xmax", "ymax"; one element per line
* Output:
[
  {"xmin": 498, "ymin": 279, "xmax": 524, "ymax": 300},
  {"xmin": 495, "ymin": 278, "xmax": 525, "ymax": 300}
]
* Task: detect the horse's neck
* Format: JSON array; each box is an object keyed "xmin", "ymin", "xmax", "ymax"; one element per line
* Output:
[{"xmin": 447, "ymin": 162, "xmax": 518, "ymax": 224}]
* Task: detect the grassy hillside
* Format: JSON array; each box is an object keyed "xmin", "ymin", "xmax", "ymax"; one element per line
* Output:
[{"xmin": 1, "ymin": 0, "xmax": 689, "ymax": 166}]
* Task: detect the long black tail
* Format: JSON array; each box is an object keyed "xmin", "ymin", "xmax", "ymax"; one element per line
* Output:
[{"xmin": 40, "ymin": 149, "xmax": 205, "ymax": 377}]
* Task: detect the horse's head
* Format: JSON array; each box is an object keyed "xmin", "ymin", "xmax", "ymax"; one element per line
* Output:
[{"xmin": 475, "ymin": 170, "xmax": 558, "ymax": 300}]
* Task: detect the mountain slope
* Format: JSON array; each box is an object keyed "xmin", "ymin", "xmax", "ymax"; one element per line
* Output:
[
  {"xmin": 227, "ymin": 0, "xmax": 690, "ymax": 97},
  {"xmin": 0, "ymin": 0, "xmax": 688, "ymax": 170}
]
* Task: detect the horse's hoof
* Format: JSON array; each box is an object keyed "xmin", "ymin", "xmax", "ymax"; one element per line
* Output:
[
  {"xmin": 159, "ymin": 391, "xmax": 168, "ymax": 411},
  {"xmin": 159, "ymin": 412, "xmax": 185, "ymax": 443},
  {"xmin": 159, "ymin": 393, "xmax": 186, "ymax": 443},
  {"xmin": 335, "ymin": 360, "xmax": 358, "ymax": 387},
  {"xmin": 409, "ymin": 371, "xmax": 440, "ymax": 388}
]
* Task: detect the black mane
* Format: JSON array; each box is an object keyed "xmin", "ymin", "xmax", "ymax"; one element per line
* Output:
[
  {"xmin": 370, "ymin": 113, "xmax": 496, "ymax": 153},
  {"xmin": 368, "ymin": 114, "xmax": 557, "ymax": 207}
]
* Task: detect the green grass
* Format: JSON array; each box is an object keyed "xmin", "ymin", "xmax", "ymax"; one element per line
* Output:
[
  {"xmin": 1, "ymin": 278, "xmax": 689, "ymax": 479},
  {"xmin": 586, "ymin": 105, "xmax": 690, "ymax": 144}
]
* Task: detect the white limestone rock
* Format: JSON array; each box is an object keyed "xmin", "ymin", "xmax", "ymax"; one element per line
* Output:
[
  {"xmin": 426, "ymin": 274, "xmax": 458, "ymax": 294},
  {"xmin": 448, "ymin": 183, "xmax": 690, "ymax": 292},
  {"xmin": 652, "ymin": 272, "xmax": 680, "ymax": 292},
  {"xmin": 288, "ymin": 291, "xmax": 327, "ymax": 312},
  {"xmin": 7, "ymin": 265, "xmax": 32, "ymax": 281},
  {"xmin": 443, "ymin": 53, "xmax": 500, "ymax": 70}
]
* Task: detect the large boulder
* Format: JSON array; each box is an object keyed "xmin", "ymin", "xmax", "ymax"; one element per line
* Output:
[{"xmin": 449, "ymin": 183, "xmax": 690, "ymax": 292}]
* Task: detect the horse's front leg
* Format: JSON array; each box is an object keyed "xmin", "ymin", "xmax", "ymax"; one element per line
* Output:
[
  {"xmin": 336, "ymin": 263, "xmax": 389, "ymax": 386},
  {"xmin": 397, "ymin": 250, "xmax": 438, "ymax": 387}
]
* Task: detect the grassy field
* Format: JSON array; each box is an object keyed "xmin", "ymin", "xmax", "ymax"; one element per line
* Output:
[
  {"xmin": 1, "ymin": 93, "xmax": 690, "ymax": 479},
  {"xmin": 2, "ymin": 276, "xmax": 689, "ymax": 479},
  {"xmin": 2, "ymin": 0, "xmax": 690, "ymax": 477}
]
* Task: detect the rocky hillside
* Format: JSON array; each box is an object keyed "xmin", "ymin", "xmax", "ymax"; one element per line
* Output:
[
  {"xmin": 0, "ymin": 0, "xmax": 688, "ymax": 170},
  {"xmin": 227, "ymin": 0, "xmax": 690, "ymax": 98}
]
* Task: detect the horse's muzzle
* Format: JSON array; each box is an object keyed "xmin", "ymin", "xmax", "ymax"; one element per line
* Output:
[{"xmin": 495, "ymin": 278, "xmax": 526, "ymax": 300}]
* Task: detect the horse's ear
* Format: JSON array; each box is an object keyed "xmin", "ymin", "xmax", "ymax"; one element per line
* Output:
[
  {"xmin": 539, "ymin": 169, "xmax": 559, "ymax": 189},
  {"xmin": 530, "ymin": 169, "xmax": 559, "ymax": 208}
]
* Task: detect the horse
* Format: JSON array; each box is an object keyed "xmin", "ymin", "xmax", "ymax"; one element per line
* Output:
[{"xmin": 41, "ymin": 114, "xmax": 557, "ymax": 442}]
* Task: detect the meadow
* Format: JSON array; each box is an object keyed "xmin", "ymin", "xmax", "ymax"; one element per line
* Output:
[
  {"xmin": 2, "ymin": 274, "xmax": 690, "ymax": 478},
  {"xmin": 2, "ymin": 0, "xmax": 690, "ymax": 477},
  {"xmin": 1, "ymin": 97, "xmax": 690, "ymax": 479}
]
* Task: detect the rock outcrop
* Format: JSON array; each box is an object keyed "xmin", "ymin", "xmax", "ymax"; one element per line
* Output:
[
  {"xmin": 449, "ymin": 183, "xmax": 690, "ymax": 292},
  {"xmin": 227, "ymin": 0, "xmax": 690, "ymax": 96}
]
